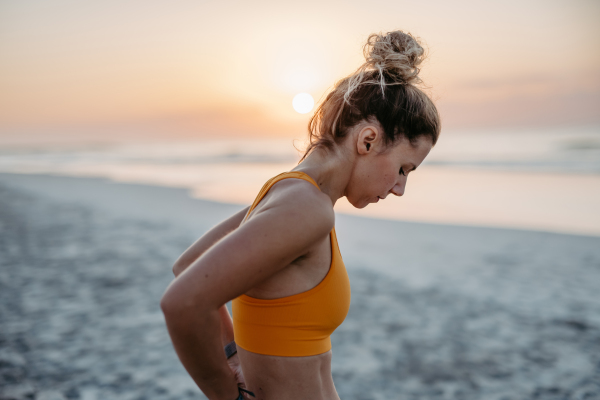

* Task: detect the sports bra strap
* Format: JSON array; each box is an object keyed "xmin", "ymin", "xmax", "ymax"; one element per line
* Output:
[{"xmin": 245, "ymin": 171, "xmax": 320, "ymax": 220}]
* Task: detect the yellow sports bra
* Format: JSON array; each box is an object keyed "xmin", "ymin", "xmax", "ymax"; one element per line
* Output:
[{"xmin": 232, "ymin": 171, "xmax": 351, "ymax": 357}]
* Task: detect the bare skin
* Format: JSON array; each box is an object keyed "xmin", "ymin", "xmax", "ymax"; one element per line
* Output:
[{"xmin": 161, "ymin": 121, "xmax": 433, "ymax": 399}]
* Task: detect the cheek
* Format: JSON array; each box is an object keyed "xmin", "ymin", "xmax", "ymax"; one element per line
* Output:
[
  {"xmin": 349, "ymin": 159, "xmax": 396, "ymax": 199},
  {"xmin": 381, "ymin": 171, "xmax": 397, "ymax": 187},
  {"xmin": 377, "ymin": 163, "xmax": 398, "ymax": 188},
  {"xmin": 363, "ymin": 161, "xmax": 398, "ymax": 187},
  {"xmin": 362, "ymin": 168, "xmax": 396, "ymax": 195}
]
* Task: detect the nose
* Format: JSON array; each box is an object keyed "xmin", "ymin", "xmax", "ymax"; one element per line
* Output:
[{"xmin": 390, "ymin": 177, "xmax": 406, "ymax": 197}]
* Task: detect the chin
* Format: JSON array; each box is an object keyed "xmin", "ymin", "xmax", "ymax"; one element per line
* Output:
[{"xmin": 348, "ymin": 198, "xmax": 370, "ymax": 209}]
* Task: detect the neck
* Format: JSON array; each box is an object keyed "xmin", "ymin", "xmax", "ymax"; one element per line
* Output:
[{"xmin": 292, "ymin": 146, "xmax": 354, "ymax": 206}]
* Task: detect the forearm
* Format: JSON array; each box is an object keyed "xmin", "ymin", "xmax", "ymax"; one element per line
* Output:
[
  {"xmin": 163, "ymin": 305, "xmax": 239, "ymax": 400},
  {"xmin": 219, "ymin": 304, "xmax": 235, "ymax": 346},
  {"xmin": 173, "ymin": 206, "xmax": 250, "ymax": 277}
]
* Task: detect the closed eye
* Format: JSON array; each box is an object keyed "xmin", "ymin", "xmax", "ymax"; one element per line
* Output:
[{"xmin": 399, "ymin": 167, "xmax": 406, "ymax": 176}]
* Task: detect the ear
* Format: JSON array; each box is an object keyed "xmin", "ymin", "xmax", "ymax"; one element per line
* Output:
[{"xmin": 356, "ymin": 125, "xmax": 380, "ymax": 155}]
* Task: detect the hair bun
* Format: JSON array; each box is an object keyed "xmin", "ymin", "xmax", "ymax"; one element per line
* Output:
[{"xmin": 364, "ymin": 31, "xmax": 425, "ymax": 85}]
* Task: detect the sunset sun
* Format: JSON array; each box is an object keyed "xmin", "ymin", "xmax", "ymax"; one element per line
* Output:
[{"xmin": 292, "ymin": 93, "xmax": 314, "ymax": 114}]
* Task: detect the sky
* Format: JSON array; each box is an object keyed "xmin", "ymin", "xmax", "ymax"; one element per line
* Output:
[{"xmin": 1, "ymin": 0, "xmax": 599, "ymax": 142}]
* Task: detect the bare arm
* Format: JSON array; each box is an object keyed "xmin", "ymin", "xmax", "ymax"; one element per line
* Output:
[
  {"xmin": 160, "ymin": 182, "xmax": 333, "ymax": 399},
  {"xmin": 172, "ymin": 206, "xmax": 250, "ymax": 355},
  {"xmin": 172, "ymin": 206, "xmax": 250, "ymax": 277}
]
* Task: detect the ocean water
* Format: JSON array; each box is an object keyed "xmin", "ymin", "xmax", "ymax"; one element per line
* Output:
[{"xmin": 1, "ymin": 124, "xmax": 599, "ymax": 235}]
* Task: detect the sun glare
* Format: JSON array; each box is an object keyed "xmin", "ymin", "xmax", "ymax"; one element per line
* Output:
[{"xmin": 292, "ymin": 93, "xmax": 314, "ymax": 114}]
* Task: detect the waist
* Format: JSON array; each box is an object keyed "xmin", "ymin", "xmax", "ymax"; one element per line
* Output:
[{"xmin": 238, "ymin": 347, "xmax": 340, "ymax": 400}]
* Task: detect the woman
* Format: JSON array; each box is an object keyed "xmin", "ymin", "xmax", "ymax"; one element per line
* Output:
[{"xmin": 161, "ymin": 30, "xmax": 440, "ymax": 400}]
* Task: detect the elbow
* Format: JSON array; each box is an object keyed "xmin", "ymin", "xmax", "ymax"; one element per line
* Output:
[
  {"xmin": 160, "ymin": 282, "xmax": 211, "ymax": 322},
  {"xmin": 160, "ymin": 289, "xmax": 177, "ymax": 317},
  {"xmin": 160, "ymin": 283, "xmax": 191, "ymax": 319},
  {"xmin": 160, "ymin": 291, "xmax": 216, "ymax": 333}
]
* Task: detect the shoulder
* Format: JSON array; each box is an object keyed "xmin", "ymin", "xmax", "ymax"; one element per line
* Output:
[{"xmin": 252, "ymin": 177, "xmax": 335, "ymax": 238}]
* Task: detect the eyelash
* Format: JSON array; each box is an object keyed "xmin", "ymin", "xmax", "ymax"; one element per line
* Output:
[{"xmin": 399, "ymin": 168, "xmax": 406, "ymax": 176}]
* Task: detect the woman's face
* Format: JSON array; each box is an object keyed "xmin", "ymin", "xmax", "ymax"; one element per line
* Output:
[{"xmin": 346, "ymin": 133, "xmax": 433, "ymax": 209}]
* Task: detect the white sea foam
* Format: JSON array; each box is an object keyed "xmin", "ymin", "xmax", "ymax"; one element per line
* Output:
[{"xmin": 1, "ymin": 124, "xmax": 599, "ymax": 235}]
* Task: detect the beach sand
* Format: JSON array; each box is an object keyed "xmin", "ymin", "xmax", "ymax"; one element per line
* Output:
[{"xmin": 1, "ymin": 173, "xmax": 599, "ymax": 400}]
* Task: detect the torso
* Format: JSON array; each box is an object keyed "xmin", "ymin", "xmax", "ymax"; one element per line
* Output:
[
  {"xmin": 238, "ymin": 348, "xmax": 339, "ymax": 400},
  {"xmin": 236, "ymin": 178, "xmax": 341, "ymax": 400}
]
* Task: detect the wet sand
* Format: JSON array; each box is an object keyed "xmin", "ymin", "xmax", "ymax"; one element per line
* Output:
[{"xmin": 1, "ymin": 173, "xmax": 599, "ymax": 400}]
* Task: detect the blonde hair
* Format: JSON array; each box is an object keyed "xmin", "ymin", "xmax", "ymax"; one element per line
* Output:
[{"xmin": 302, "ymin": 31, "xmax": 440, "ymax": 160}]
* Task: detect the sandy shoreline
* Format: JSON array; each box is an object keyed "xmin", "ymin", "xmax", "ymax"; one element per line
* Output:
[{"xmin": 1, "ymin": 173, "xmax": 599, "ymax": 399}]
